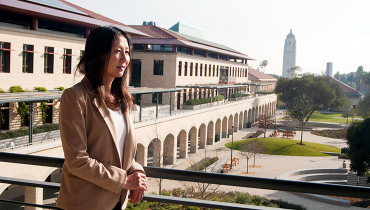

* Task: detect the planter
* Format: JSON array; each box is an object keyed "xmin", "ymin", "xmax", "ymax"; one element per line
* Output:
[{"xmin": 183, "ymin": 101, "xmax": 225, "ymax": 110}]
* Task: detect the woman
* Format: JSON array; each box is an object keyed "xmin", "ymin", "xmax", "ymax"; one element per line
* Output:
[{"xmin": 57, "ymin": 26, "xmax": 146, "ymax": 210}]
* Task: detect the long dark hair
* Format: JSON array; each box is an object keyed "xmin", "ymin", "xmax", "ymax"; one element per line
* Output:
[{"xmin": 76, "ymin": 26, "xmax": 133, "ymax": 112}]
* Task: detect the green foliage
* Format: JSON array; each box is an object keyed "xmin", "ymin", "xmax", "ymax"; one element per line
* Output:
[
  {"xmin": 9, "ymin": 86, "xmax": 26, "ymax": 93},
  {"xmin": 16, "ymin": 102, "xmax": 29, "ymax": 125},
  {"xmin": 248, "ymin": 130, "xmax": 264, "ymax": 138},
  {"xmin": 346, "ymin": 118, "xmax": 370, "ymax": 176},
  {"xmin": 311, "ymin": 129, "xmax": 347, "ymax": 139},
  {"xmin": 34, "ymin": 87, "xmax": 48, "ymax": 92},
  {"xmin": 225, "ymin": 137, "xmax": 340, "ymax": 156},
  {"xmin": 185, "ymin": 95, "xmax": 224, "ymax": 106},
  {"xmin": 186, "ymin": 157, "xmax": 219, "ymax": 171},
  {"xmin": 0, "ymin": 88, "xmax": 5, "ymax": 93},
  {"xmin": 230, "ymin": 93, "xmax": 250, "ymax": 98},
  {"xmin": 39, "ymin": 102, "xmax": 49, "ymax": 122},
  {"xmin": 55, "ymin": 86, "xmax": 65, "ymax": 91},
  {"xmin": 0, "ymin": 123, "xmax": 59, "ymax": 140},
  {"xmin": 357, "ymin": 92, "xmax": 370, "ymax": 119},
  {"xmin": 339, "ymin": 153, "xmax": 349, "ymax": 159},
  {"xmin": 0, "ymin": 110, "xmax": 5, "ymax": 127},
  {"xmin": 127, "ymin": 190, "xmax": 307, "ymax": 210},
  {"xmin": 275, "ymin": 75, "xmax": 345, "ymax": 125}
]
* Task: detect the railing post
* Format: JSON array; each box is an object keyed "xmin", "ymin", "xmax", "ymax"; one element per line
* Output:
[
  {"xmin": 169, "ymin": 92, "xmax": 172, "ymax": 115},
  {"xmin": 156, "ymin": 93, "xmax": 159, "ymax": 118},
  {"xmin": 29, "ymin": 102, "xmax": 33, "ymax": 144},
  {"xmin": 139, "ymin": 94, "xmax": 142, "ymax": 122}
]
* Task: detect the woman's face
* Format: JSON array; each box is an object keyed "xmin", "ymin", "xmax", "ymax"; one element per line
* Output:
[{"xmin": 104, "ymin": 35, "xmax": 130, "ymax": 82}]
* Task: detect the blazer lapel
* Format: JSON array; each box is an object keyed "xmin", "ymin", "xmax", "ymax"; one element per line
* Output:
[{"xmin": 82, "ymin": 77, "xmax": 122, "ymax": 166}]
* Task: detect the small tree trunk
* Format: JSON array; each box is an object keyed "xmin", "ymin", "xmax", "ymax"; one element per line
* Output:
[
  {"xmin": 253, "ymin": 153, "xmax": 256, "ymax": 167},
  {"xmin": 247, "ymin": 158, "xmax": 249, "ymax": 173},
  {"xmin": 159, "ymin": 178, "xmax": 162, "ymax": 195},
  {"xmin": 300, "ymin": 124, "xmax": 304, "ymax": 145}
]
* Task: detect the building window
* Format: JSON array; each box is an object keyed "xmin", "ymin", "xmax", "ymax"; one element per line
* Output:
[
  {"xmin": 153, "ymin": 60, "xmax": 164, "ymax": 75},
  {"xmin": 152, "ymin": 93, "xmax": 162, "ymax": 104},
  {"xmin": 213, "ymin": 65, "xmax": 215, "ymax": 77},
  {"xmin": 204, "ymin": 64, "xmax": 207, "ymax": 76},
  {"xmin": 195, "ymin": 63, "xmax": 198, "ymax": 76},
  {"xmin": 190, "ymin": 62, "xmax": 193, "ymax": 76},
  {"xmin": 148, "ymin": 44, "xmax": 172, "ymax": 51},
  {"xmin": 63, "ymin": 48, "xmax": 72, "ymax": 74},
  {"xmin": 23, "ymin": 44, "xmax": 34, "ymax": 73},
  {"xmin": 184, "ymin": 62, "xmax": 188, "ymax": 76},
  {"xmin": 209, "ymin": 64, "xmax": 211, "ymax": 76},
  {"xmin": 178, "ymin": 61, "xmax": 182, "ymax": 76},
  {"xmin": 0, "ymin": 42, "xmax": 11, "ymax": 73},
  {"xmin": 245, "ymin": 69, "xmax": 247, "ymax": 77},
  {"xmin": 44, "ymin": 47, "xmax": 54, "ymax": 73},
  {"xmin": 200, "ymin": 64, "xmax": 203, "ymax": 76},
  {"xmin": 177, "ymin": 46, "xmax": 191, "ymax": 54},
  {"xmin": 80, "ymin": 50, "xmax": 85, "ymax": 59},
  {"xmin": 217, "ymin": 66, "xmax": 219, "ymax": 77}
]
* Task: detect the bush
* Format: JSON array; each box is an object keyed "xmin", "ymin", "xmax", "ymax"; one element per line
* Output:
[
  {"xmin": 9, "ymin": 85, "xmax": 26, "ymax": 93},
  {"xmin": 187, "ymin": 157, "xmax": 219, "ymax": 171},
  {"xmin": 0, "ymin": 88, "xmax": 5, "ymax": 93},
  {"xmin": 0, "ymin": 123, "xmax": 59, "ymax": 140},
  {"xmin": 55, "ymin": 86, "xmax": 65, "ymax": 91},
  {"xmin": 230, "ymin": 93, "xmax": 250, "ymax": 98},
  {"xmin": 339, "ymin": 153, "xmax": 349, "ymax": 159},
  {"xmin": 185, "ymin": 95, "xmax": 224, "ymax": 106},
  {"xmin": 34, "ymin": 87, "xmax": 48, "ymax": 92}
]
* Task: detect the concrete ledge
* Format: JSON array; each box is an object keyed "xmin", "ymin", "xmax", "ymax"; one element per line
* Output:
[{"xmin": 3, "ymin": 139, "xmax": 62, "ymax": 154}]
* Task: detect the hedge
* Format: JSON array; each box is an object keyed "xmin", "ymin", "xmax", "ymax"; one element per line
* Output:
[
  {"xmin": 186, "ymin": 95, "xmax": 224, "ymax": 106},
  {"xmin": 230, "ymin": 93, "xmax": 250, "ymax": 98}
]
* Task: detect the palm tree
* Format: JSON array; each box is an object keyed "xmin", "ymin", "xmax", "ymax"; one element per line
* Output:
[{"xmin": 259, "ymin": 60, "xmax": 268, "ymax": 73}]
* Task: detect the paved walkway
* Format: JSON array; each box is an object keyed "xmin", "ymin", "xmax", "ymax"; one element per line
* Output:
[{"xmin": 146, "ymin": 117, "xmax": 361, "ymax": 210}]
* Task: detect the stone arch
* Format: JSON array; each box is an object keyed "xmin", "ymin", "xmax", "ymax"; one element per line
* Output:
[
  {"xmin": 234, "ymin": 113, "xmax": 238, "ymax": 132},
  {"xmin": 148, "ymin": 138, "xmax": 161, "ymax": 167},
  {"xmin": 163, "ymin": 134, "xmax": 175, "ymax": 165},
  {"xmin": 222, "ymin": 116, "xmax": 228, "ymax": 138},
  {"xmin": 239, "ymin": 111, "xmax": 243, "ymax": 130},
  {"xmin": 199, "ymin": 123, "xmax": 207, "ymax": 149},
  {"xmin": 215, "ymin": 119, "xmax": 221, "ymax": 141},
  {"xmin": 243, "ymin": 110, "xmax": 248, "ymax": 128},
  {"xmin": 248, "ymin": 109, "xmax": 252, "ymax": 124},
  {"xmin": 136, "ymin": 143, "xmax": 146, "ymax": 166},
  {"xmin": 177, "ymin": 129, "xmax": 188, "ymax": 159},
  {"xmin": 251, "ymin": 108, "xmax": 255, "ymax": 124},
  {"xmin": 189, "ymin": 126, "xmax": 198, "ymax": 153},
  {"xmin": 207, "ymin": 121, "xmax": 215, "ymax": 145},
  {"xmin": 228, "ymin": 115, "xmax": 233, "ymax": 136}
]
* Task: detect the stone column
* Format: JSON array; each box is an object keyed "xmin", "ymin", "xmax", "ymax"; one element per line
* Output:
[{"xmin": 24, "ymin": 186, "xmax": 43, "ymax": 210}]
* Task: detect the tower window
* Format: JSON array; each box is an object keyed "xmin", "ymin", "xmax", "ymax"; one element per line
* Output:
[{"xmin": 289, "ymin": 41, "xmax": 291, "ymax": 45}]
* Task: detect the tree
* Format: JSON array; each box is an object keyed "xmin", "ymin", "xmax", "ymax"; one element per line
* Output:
[
  {"xmin": 357, "ymin": 92, "xmax": 370, "ymax": 118},
  {"xmin": 363, "ymin": 72, "xmax": 370, "ymax": 85},
  {"xmin": 275, "ymin": 75, "xmax": 346, "ymax": 144},
  {"xmin": 356, "ymin": 66, "xmax": 364, "ymax": 91},
  {"xmin": 346, "ymin": 118, "xmax": 370, "ymax": 178},
  {"xmin": 287, "ymin": 66, "xmax": 302, "ymax": 78},
  {"xmin": 239, "ymin": 139, "xmax": 265, "ymax": 173},
  {"xmin": 254, "ymin": 111, "xmax": 275, "ymax": 138},
  {"xmin": 334, "ymin": 71, "xmax": 341, "ymax": 80},
  {"xmin": 259, "ymin": 60, "xmax": 268, "ymax": 73}
]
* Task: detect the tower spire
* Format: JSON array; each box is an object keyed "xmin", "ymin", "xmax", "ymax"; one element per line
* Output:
[{"xmin": 290, "ymin": 29, "xmax": 292, "ymax": 34}]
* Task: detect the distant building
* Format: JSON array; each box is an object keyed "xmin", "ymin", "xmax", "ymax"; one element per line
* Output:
[
  {"xmin": 169, "ymin": 21, "xmax": 204, "ymax": 39},
  {"xmin": 328, "ymin": 77, "xmax": 362, "ymax": 105},
  {"xmin": 248, "ymin": 68, "xmax": 277, "ymax": 93},
  {"xmin": 282, "ymin": 29, "xmax": 296, "ymax": 78},
  {"xmin": 326, "ymin": 62, "xmax": 333, "ymax": 77}
]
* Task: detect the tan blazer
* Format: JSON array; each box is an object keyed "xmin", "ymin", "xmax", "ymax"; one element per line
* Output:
[{"xmin": 56, "ymin": 77, "xmax": 143, "ymax": 210}]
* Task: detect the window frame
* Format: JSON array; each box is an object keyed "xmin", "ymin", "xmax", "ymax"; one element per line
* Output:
[
  {"xmin": 63, "ymin": 48, "xmax": 72, "ymax": 74},
  {"xmin": 0, "ymin": 42, "xmax": 11, "ymax": 73},
  {"xmin": 153, "ymin": 60, "xmax": 164, "ymax": 75},
  {"xmin": 22, "ymin": 44, "xmax": 35, "ymax": 73},
  {"xmin": 44, "ymin": 46, "xmax": 54, "ymax": 74}
]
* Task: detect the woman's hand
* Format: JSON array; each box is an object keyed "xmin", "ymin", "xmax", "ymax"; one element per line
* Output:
[
  {"xmin": 129, "ymin": 189, "xmax": 145, "ymax": 203},
  {"xmin": 123, "ymin": 170, "xmax": 147, "ymax": 191}
]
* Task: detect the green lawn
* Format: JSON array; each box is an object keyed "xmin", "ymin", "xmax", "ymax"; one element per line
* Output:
[
  {"xmin": 225, "ymin": 137, "xmax": 340, "ymax": 156},
  {"xmin": 278, "ymin": 111, "xmax": 362, "ymax": 123}
]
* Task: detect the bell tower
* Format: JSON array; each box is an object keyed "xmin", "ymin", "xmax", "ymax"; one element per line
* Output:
[{"xmin": 282, "ymin": 29, "xmax": 296, "ymax": 78}]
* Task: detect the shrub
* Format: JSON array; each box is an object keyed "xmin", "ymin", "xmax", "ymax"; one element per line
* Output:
[
  {"xmin": 185, "ymin": 95, "xmax": 224, "ymax": 106},
  {"xmin": 339, "ymin": 153, "xmax": 349, "ymax": 159},
  {"xmin": 231, "ymin": 93, "xmax": 250, "ymax": 98},
  {"xmin": 0, "ymin": 88, "xmax": 5, "ymax": 93},
  {"xmin": 55, "ymin": 86, "xmax": 65, "ymax": 91},
  {"xmin": 187, "ymin": 157, "xmax": 219, "ymax": 171},
  {"xmin": 34, "ymin": 87, "xmax": 48, "ymax": 92},
  {"xmin": 0, "ymin": 123, "xmax": 59, "ymax": 140},
  {"xmin": 9, "ymin": 86, "xmax": 26, "ymax": 93}
]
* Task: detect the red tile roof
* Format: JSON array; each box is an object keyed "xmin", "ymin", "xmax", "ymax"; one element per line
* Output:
[
  {"xmin": 328, "ymin": 77, "xmax": 362, "ymax": 95},
  {"xmin": 248, "ymin": 68, "xmax": 277, "ymax": 81},
  {"xmin": 129, "ymin": 25, "xmax": 186, "ymax": 40},
  {"xmin": 58, "ymin": 0, "xmax": 127, "ymax": 26}
]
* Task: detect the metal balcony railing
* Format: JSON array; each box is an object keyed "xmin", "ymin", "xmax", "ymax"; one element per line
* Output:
[{"xmin": 0, "ymin": 152, "xmax": 369, "ymax": 209}]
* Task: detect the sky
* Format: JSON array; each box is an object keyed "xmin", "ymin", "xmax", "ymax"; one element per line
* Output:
[{"xmin": 69, "ymin": 0, "xmax": 370, "ymax": 76}]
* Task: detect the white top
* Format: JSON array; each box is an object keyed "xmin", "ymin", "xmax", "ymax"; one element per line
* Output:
[{"xmin": 108, "ymin": 107, "xmax": 126, "ymax": 161}]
